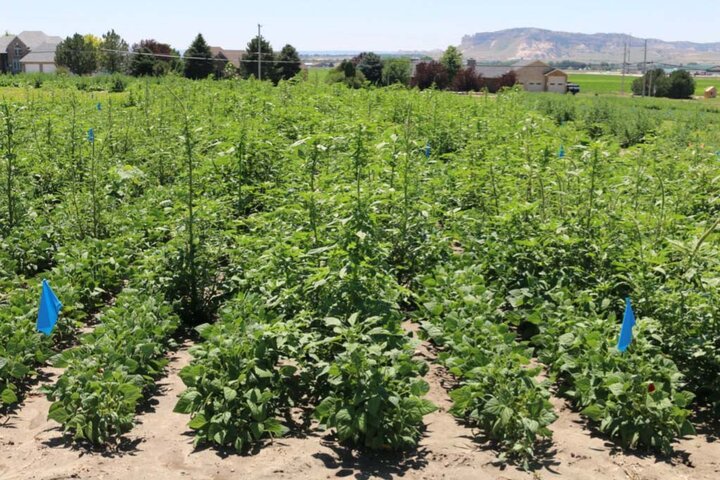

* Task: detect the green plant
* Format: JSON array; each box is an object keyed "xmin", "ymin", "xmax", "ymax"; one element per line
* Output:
[{"xmin": 315, "ymin": 341, "xmax": 435, "ymax": 450}]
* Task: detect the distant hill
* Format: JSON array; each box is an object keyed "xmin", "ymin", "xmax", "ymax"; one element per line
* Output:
[{"xmin": 459, "ymin": 28, "xmax": 720, "ymax": 65}]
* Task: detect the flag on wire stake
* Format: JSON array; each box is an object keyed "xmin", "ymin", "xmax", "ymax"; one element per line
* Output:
[
  {"xmin": 87, "ymin": 128, "xmax": 94, "ymax": 143},
  {"xmin": 616, "ymin": 297, "xmax": 636, "ymax": 353},
  {"xmin": 97, "ymin": 102, "xmax": 102, "ymax": 111},
  {"xmin": 424, "ymin": 143, "xmax": 431, "ymax": 159},
  {"xmin": 37, "ymin": 279, "xmax": 62, "ymax": 336},
  {"xmin": 558, "ymin": 145, "xmax": 565, "ymax": 159}
]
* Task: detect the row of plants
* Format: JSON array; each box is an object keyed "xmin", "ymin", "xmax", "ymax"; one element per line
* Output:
[
  {"xmin": 0, "ymin": 182, "xmax": 177, "ymax": 409},
  {"xmin": 174, "ymin": 122, "xmax": 439, "ymax": 451},
  {"xmin": 45, "ymin": 241, "xmax": 181, "ymax": 445},
  {"xmin": 536, "ymin": 295, "xmax": 695, "ymax": 454},
  {"xmin": 415, "ymin": 263, "xmax": 556, "ymax": 466},
  {"xmin": 0, "ymin": 234, "xmax": 137, "ymax": 408},
  {"xmin": 438, "ymin": 205, "xmax": 701, "ymax": 456}
]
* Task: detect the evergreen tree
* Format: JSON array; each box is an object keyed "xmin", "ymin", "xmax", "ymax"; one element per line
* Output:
[
  {"xmin": 353, "ymin": 52, "xmax": 384, "ymax": 85},
  {"xmin": 100, "ymin": 29, "xmax": 129, "ymax": 73},
  {"xmin": 55, "ymin": 34, "xmax": 98, "ymax": 75},
  {"xmin": 240, "ymin": 36, "xmax": 275, "ymax": 81},
  {"xmin": 276, "ymin": 44, "xmax": 302, "ymax": 81},
  {"xmin": 184, "ymin": 33, "xmax": 214, "ymax": 79},
  {"xmin": 128, "ymin": 39, "xmax": 179, "ymax": 77}
]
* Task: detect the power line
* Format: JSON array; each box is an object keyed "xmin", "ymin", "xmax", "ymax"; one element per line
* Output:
[
  {"xmin": 23, "ymin": 48, "xmax": 302, "ymax": 64},
  {"xmin": 15, "ymin": 49, "xmax": 720, "ymax": 72}
]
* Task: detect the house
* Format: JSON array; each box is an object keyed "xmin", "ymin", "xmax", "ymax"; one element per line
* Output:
[
  {"xmin": 210, "ymin": 46, "xmax": 245, "ymax": 77},
  {"xmin": 544, "ymin": 69, "xmax": 569, "ymax": 93},
  {"xmin": 0, "ymin": 35, "xmax": 13, "ymax": 73},
  {"xmin": 21, "ymin": 40, "xmax": 61, "ymax": 73},
  {"xmin": 512, "ymin": 60, "xmax": 568, "ymax": 93},
  {"xmin": 0, "ymin": 31, "xmax": 61, "ymax": 74},
  {"xmin": 705, "ymin": 86, "xmax": 717, "ymax": 99},
  {"xmin": 466, "ymin": 60, "xmax": 569, "ymax": 93}
]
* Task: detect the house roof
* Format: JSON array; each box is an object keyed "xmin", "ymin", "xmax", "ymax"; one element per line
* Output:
[
  {"xmin": 17, "ymin": 31, "xmax": 61, "ymax": 49},
  {"xmin": 513, "ymin": 60, "xmax": 549, "ymax": 68},
  {"xmin": 20, "ymin": 41, "xmax": 59, "ymax": 63},
  {"xmin": 545, "ymin": 69, "xmax": 567, "ymax": 77},
  {"xmin": 210, "ymin": 46, "xmax": 245, "ymax": 68},
  {"xmin": 474, "ymin": 66, "xmax": 514, "ymax": 78},
  {"xmin": 0, "ymin": 35, "xmax": 14, "ymax": 51}
]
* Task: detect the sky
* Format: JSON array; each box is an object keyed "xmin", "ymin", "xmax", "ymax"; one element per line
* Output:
[{"xmin": 3, "ymin": 0, "xmax": 719, "ymax": 52}]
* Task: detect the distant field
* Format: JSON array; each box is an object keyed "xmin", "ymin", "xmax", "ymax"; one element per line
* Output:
[{"xmin": 568, "ymin": 73, "xmax": 719, "ymax": 96}]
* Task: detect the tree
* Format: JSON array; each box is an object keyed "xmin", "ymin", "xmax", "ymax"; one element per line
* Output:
[
  {"xmin": 353, "ymin": 52, "xmax": 384, "ymax": 85},
  {"xmin": 100, "ymin": 29, "xmax": 129, "ymax": 73},
  {"xmin": 411, "ymin": 61, "xmax": 449, "ymax": 90},
  {"xmin": 381, "ymin": 58, "xmax": 411, "ymax": 86},
  {"xmin": 55, "ymin": 34, "xmax": 98, "ymax": 75},
  {"xmin": 183, "ymin": 33, "xmax": 213, "ymax": 79},
  {"xmin": 128, "ymin": 46, "xmax": 156, "ymax": 76},
  {"xmin": 632, "ymin": 68, "xmax": 667, "ymax": 96},
  {"xmin": 666, "ymin": 70, "xmax": 695, "ymax": 99},
  {"xmin": 276, "ymin": 44, "xmax": 302, "ymax": 81},
  {"xmin": 326, "ymin": 60, "xmax": 366, "ymax": 89},
  {"xmin": 450, "ymin": 68, "xmax": 481, "ymax": 92},
  {"xmin": 128, "ymin": 39, "xmax": 180, "ymax": 76},
  {"xmin": 440, "ymin": 46, "xmax": 463, "ymax": 82},
  {"xmin": 84, "ymin": 34, "xmax": 102, "ymax": 49},
  {"xmin": 480, "ymin": 71, "xmax": 517, "ymax": 93},
  {"xmin": 241, "ymin": 36, "xmax": 275, "ymax": 81},
  {"xmin": 631, "ymin": 68, "xmax": 694, "ymax": 99}
]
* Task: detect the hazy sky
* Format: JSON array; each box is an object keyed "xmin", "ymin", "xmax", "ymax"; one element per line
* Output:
[{"xmin": 3, "ymin": 0, "xmax": 719, "ymax": 52}]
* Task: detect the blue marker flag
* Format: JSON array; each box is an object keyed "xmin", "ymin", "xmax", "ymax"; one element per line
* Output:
[
  {"xmin": 558, "ymin": 145, "xmax": 565, "ymax": 158},
  {"xmin": 97, "ymin": 102, "xmax": 102, "ymax": 111},
  {"xmin": 37, "ymin": 279, "xmax": 62, "ymax": 336},
  {"xmin": 87, "ymin": 128, "xmax": 94, "ymax": 143},
  {"xmin": 616, "ymin": 297, "xmax": 636, "ymax": 352},
  {"xmin": 424, "ymin": 143, "xmax": 431, "ymax": 158}
]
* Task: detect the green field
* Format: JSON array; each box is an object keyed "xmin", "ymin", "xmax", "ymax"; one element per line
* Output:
[
  {"xmin": 0, "ymin": 74, "xmax": 719, "ymax": 475},
  {"xmin": 568, "ymin": 72, "xmax": 719, "ymax": 96}
]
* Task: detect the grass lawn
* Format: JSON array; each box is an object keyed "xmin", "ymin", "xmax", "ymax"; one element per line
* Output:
[{"xmin": 568, "ymin": 73, "xmax": 719, "ymax": 97}]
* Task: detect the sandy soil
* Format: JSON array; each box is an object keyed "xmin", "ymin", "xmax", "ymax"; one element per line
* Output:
[{"xmin": 1, "ymin": 333, "xmax": 719, "ymax": 480}]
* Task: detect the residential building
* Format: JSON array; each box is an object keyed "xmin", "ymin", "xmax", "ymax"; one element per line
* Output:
[
  {"xmin": 513, "ymin": 60, "xmax": 568, "ymax": 93},
  {"xmin": 0, "ymin": 31, "xmax": 62, "ymax": 74},
  {"xmin": 469, "ymin": 60, "xmax": 568, "ymax": 93},
  {"xmin": 21, "ymin": 41, "xmax": 61, "ymax": 73},
  {"xmin": 210, "ymin": 46, "xmax": 245, "ymax": 77},
  {"xmin": 0, "ymin": 35, "xmax": 13, "ymax": 73}
]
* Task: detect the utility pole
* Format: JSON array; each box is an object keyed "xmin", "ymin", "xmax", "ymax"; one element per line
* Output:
[
  {"xmin": 257, "ymin": 23, "xmax": 262, "ymax": 81},
  {"xmin": 621, "ymin": 40, "xmax": 627, "ymax": 95},
  {"xmin": 649, "ymin": 62, "xmax": 654, "ymax": 96},
  {"xmin": 642, "ymin": 39, "xmax": 648, "ymax": 97}
]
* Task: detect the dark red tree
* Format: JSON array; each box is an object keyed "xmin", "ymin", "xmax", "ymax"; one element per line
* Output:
[{"xmin": 411, "ymin": 61, "xmax": 450, "ymax": 90}]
